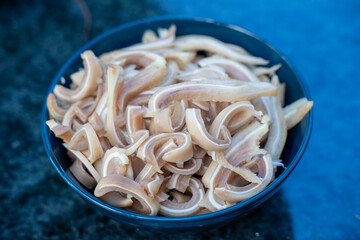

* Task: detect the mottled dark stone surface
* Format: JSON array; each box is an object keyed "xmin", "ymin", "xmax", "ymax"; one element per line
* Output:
[{"xmin": 0, "ymin": 0, "xmax": 359, "ymax": 239}]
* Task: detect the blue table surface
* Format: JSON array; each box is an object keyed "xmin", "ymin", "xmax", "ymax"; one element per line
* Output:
[{"xmin": 0, "ymin": 0, "xmax": 359, "ymax": 239}]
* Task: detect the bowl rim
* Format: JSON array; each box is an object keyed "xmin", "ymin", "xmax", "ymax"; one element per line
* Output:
[{"xmin": 41, "ymin": 15, "xmax": 313, "ymax": 223}]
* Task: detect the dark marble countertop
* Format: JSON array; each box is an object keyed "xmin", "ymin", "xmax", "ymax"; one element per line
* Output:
[{"xmin": 1, "ymin": 0, "xmax": 359, "ymax": 239}]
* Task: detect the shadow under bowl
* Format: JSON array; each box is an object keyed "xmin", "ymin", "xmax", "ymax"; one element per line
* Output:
[{"xmin": 41, "ymin": 16, "xmax": 313, "ymax": 232}]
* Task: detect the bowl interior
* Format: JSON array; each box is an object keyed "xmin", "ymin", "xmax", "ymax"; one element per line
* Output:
[{"xmin": 42, "ymin": 17, "xmax": 312, "ymax": 228}]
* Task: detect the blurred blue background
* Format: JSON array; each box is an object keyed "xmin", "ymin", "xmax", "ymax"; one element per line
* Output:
[{"xmin": 0, "ymin": 0, "xmax": 359, "ymax": 239}]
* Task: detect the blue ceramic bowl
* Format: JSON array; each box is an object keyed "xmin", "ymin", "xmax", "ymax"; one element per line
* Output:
[{"xmin": 41, "ymin": 16, "xmax": 313, "ymax": 232}]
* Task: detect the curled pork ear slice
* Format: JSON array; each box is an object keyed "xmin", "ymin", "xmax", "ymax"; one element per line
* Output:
[
  {"xmin": 126, "ymin": 105, "xmax": 145, "ymax": 140},
  {"xmin": 137, "ymin": 132, "xmax": 193, "ymax": 171},
  {"xmin": 198, "ymin": 57, "xmax": 259, "ymax": 82},
  {"xmin": 186, "ymin": 108, "xmax": 231, "ymax": 151},
  {"xmin": 208, "ymin": 102, "xmax": 230, "ymax": 123},
  {"xmin": 261, "ymin": 101, "xmax": 286, "ymax": 160},
  {"xmin": 195, "ymin": 155, "xmax": 212, "ymax": 176},
  {"xmin": 73, "ymin": 84, "xmax": 105, "ymax": 123},
  {"xmin": 88, "ymin": 113, "xmax": 105, "ymax": 134},
  {"xmin": 283, "ymin": 98, "xmax": 313, "ymax": 130},
  {"xmin": 69, "ymin": 159, "xmax": 97, "ymax": 190},
  {"xmin": 150, "ymin": 100, "xmax": 187, "ymax": 134},
  {"xmin": 214, "ymin": 154, "xmax": 274, "ymax": 202},
  {"xmin": 164, "ymin": 158, "xmax": 202, "ymax": 175},
  {"xmin": 148, "ymin": 80, "xmax": 277, "ymax": 112},
  {"xmin": 100, "ymin": 147, "xmax": 133, "ymax": 179},
  {"xmin": 95, "ymin": 175, "xmax": 159, "ymax": 216},
  {"xmin": 200, "ymin": 161, "xmax": 234, "ymax": 211},
  {"xmin": 174, "ymin": 35, "xmax": 268, "ymax": 65},
  {"xmin": 106, "ymin": 64, "xmax": 127, "ymax": 147},
  {"xmin": 140, "ymin": 174, "xmax": 164, "ymax": 197},
  {"xmin": 110, "ymin": 51, "xmax": 167, "ymax": 111},
  {"xmin": 253, "ymin": 64, "xmax": 282, "ymax": 77},
  {"xmin": 124, "ymin": 25, "xmax": 176, "ymax": 51},
  {"xmin": 46, "ymin": 119, "xmax": 73, "ymax": 143},
  {"xmin": 135, "ymin": 139, "xmax": 177, "ymax": 182},
  {"xmin": 155, "ymin": 49, "xmax": 195, "ymax": 69},
  {"xmin": 177, "ymin": 66, "xmax": 228, "ymax": 82},
  {"xmin": 128, "ymin": 89, "xmax": 156, "ymax": 106},
  {"xmin": 209, "ymin": 101, "xmax": 263, "ymax": 138},
  {"xmin": 142, "ymin": 29, "xmax": 158, "ymax": 43},
  {"xmin": 68, "ymin": 123, "xmax": 104, "ymax": 163},
  {"xmin": 62, "ymin": 97, "xmax": 94, "ymax": 128},
  {"xmin": 159, "ymin": 177, "xmax": 205, "ymax": 217},
  {"xmin": 47, "ymin": 93, "xmax": 68, "ymax": 121},
  {"xmin": 214, "ymin": 151, "xmax": 261, "ymax": 184},
  {"xmin": 159, "ymin": 60, "xmax": 179, "ymax": 86},
  {"xmin": 254, "ymin": 75, "xmax": 287, "ymax": 160},
  {"xmin": 166, "ymin": 174, "xmax": 191, "ymax": 193},
  {"xmin": 64, "ymin": 144, "xmax": 101, "ymax": 183},
  {"xmin": 54, "ymin": 50, "xmax": 103, "ymax": 103},
  {"xmin": 97, "ymin": 192, "xmax": 133, "ymax": 208},
  {"xmin": 225, "ymin": 121, "xmax": 268, "ymax": 167}
]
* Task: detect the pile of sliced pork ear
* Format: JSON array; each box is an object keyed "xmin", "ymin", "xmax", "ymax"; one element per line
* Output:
[{"xmin": 46, "ymin": 25, "xmax": 313, "ymax": 216}]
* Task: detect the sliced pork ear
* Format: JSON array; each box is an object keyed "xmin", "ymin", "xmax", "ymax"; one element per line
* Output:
[
  {"xmin": 100, "ymin": 147, "xmax": 131, "ymax": 178},
  {"xmin": 47, "ymin": 93, "xmax": 68, "ymax": 121},
  {"xmin": 95, "ymin": 175, "xmax": 159, "ymax": 216},
  {"xmin": 198, "ymin": 57, "xmax": 259, "ymax": 82},
  {"xmin": 73, "ymin": 83, "xmax": 105, "ymax": 123},
  {"xmin": 97, "ymin": 192, "xmax": 133, "ymax": 208},
  {"xmin": 278, "ymin": 83, "xmax": 286, "ymax": 107},
  {"xmin": 159, "ymin": 60, "xmax": 179, "ymax": 86},
  {"xmin": 214, "ymin": 151, "xmax": 261, "ymax": 184},
  {"xmin": 283, "ymin": 98, "xmax": 313, "ymax": 130},
  {"xmin": 253, "ymin": 63, "xmax": 282, "ymax": 77},
  {"xmin": 214, "ymin": 154, "xmax": 274, "ymax": 202},
  {"xmin": 195, "ymin": 155, "xmax": 212, "ymax": 176},
  {"xmin": 177, "ymin": 66, "xmax": 228, "ymax": 82},
  {"xmin": 68, "ymin": 123, "xmax": 104, "ymax": 163},
  {"xmin": 140, "ymin": 173, "xmax": 164, "ymax": 197},
  {"xmin": 69, "ymin": 159, "xmax": 97, "ymax": 190},
  {"xmin": 150, "ymin": 100, "xmax": 187, "ymax": 134},
  {"xmin": 159, "ymin": 177, "xmax": 205, "ymax": 217},
  {"xmin": 54, "ymin": 50, "xmax": 103, "ymax": 103},
  {"xmin": 209, "ymin": 101, "xmax": 263, "ymax": 137},
  {"xmin": 155, "ymin": 49, "xmax": 195, "ymax": 69},
  {"xmin": 148, "ymin": 80, "xmax": 277, "ymax": 112},
  {"xmin": 88, "ymin": 112, "xmax": 105, "ymax": 134},
  {"xmin": 46, "ymin": 120, "xmax": 73, "ymax": 143},
  {"xmin": 64, "ymin": 144, "xmax": 101, "ymax": 183},
  {"xmin": 174, "ymin": 35, "xmax": 268, "ymax": 65},
  {"xmin": 135, "ymin": 139, "xmax": 177, "ymax": 182},
  {"xmin": 186, "ymin": 108, "xmax": 231, "ymax": 151},
  {"xmin": 109, "ymin": 51, "xmax": 167, "ymax": 111},
  {"xmin": 136, "ymin": 132, "xmax": 193, "ymax": 171},
  {"xmin": 207, "ymin": 102, "xmax": 230, "ymax": 123},
  {"xmin": 225, "ymin": 121, "xmax": 268, "ymax": 166},
  {"xmin": 106, "ymin": 64, "xmax": 128, "ymax": 147},
  {"xmin": 142, "ymin": 29, "xmax": 158, "ymax": 43},
  {"xmin": 45, "ymin": 26, "xmax": 314, "ymax": 216},
  {"xmin": 163, "ymin": 158, "xmax": 202, "ymax": 175},
  {"xmin": 62, "ymin": 97, "xmax": 94, "ymax": 128},
  {"xmin": 166, "ymin": 174, "xmax": 191, "ymax": 193},
  {"xmin": 123, "ymin": 25, "xmax": 176, "ymax": 51},
  {"xmin": 199, "ymin": 161, "xmax": 233, "ymax": 211},
  {"xmin": 126, "ymin": 105, "xmax": 145, "ymax": 140},
  {"xmin": 262, "ymin": 84, "xmax": 287, "ymax": 159},
  {"xmin": 128, "ymin": 89, "xmax": 156, "ymax": 106},
  {"xmin": 69, "ymin": 69, "xmax": 85, "ymax": 87}
]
